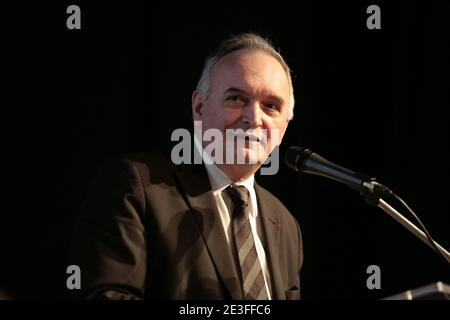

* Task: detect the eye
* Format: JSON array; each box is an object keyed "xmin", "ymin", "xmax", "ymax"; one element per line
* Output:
[
  {"xmin": 263, "ymin": 102, "xmax": 280, "ymax": 112},
  {"xmin": 225, "ymin": 95, "xmax": 247, "ymax": 108},
  {"xmin": 228, "ymin": 95, "xmax": 243, "ymax": 102}
]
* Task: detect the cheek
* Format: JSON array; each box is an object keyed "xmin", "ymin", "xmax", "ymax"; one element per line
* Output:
[
  {"xmin": 210, "ymin": 108, "xmax": 241, "ymax": 129},
  {"xmin": 200, "ymin": 103, "xmax": 222, "ymax": 126},
  {"xmin": 278, "ymin": 122, "xmax": 288, "ymax": 140},
  {"xmin": 266, "ymin": 121, "xmax": 288, "ymax": 145},
  {"xmin": 224, "ymin": 111, "xmax": 243, "ymax": 128}
]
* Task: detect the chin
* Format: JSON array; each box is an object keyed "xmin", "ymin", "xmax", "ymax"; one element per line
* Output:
[{"xmin": 235, "ymin": 148, "xmax": 267, "ymax": 165}]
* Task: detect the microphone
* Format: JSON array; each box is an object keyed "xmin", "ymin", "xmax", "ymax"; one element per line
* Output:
[
  {"xmin": 285, "ymin": 146, "xmax": 450, "ymax": 266},
  {"xmin": 285, "ymin": 146, "xmax": 392, "ymax": 196}
]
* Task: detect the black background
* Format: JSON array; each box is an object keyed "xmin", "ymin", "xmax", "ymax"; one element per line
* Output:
[{"xmin": 2, "ymin": 0, "xmax": 449, "ymax": 299}]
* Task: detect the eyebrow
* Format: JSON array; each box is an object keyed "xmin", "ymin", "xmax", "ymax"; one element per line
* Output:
[{"xmin": 224, "ymin": 87, "xmax": 285, "ymax": 106}]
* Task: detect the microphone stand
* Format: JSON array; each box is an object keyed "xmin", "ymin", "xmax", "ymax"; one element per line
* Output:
[{"xmin": 362, "ymin": 192, "xmax": 450, "ymax": 263}]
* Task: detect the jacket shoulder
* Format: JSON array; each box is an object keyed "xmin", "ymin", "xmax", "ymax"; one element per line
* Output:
[
  {"xmin": 255, "ymin": 184, "xmax": 297, "ymax": 223},
  {"xmin": 114, "ymin": 151, "xmax": 176, "ymax": 188}
]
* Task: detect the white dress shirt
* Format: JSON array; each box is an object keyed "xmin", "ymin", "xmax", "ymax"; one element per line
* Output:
[{"xmin": 194, "ymin": 135, "xmax": 272, "ymax": 299}]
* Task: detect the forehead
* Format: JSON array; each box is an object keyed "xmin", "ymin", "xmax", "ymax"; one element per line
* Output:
[{"xmin": 209, "ymin": 49, "xmax": 290, "ymax": 97}]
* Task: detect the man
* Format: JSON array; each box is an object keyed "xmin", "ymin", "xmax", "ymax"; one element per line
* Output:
[{"xmin": 69, "ymin": 33, "xmax": 303, "ymax": 299}]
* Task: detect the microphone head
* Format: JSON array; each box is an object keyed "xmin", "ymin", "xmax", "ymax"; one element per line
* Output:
[{"xmin": 285, "ymin": 146, "xmax": 312, "ymax": 172}]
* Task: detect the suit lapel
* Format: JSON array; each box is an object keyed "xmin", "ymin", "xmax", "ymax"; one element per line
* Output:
[
  {"xmin": 254, "ymin": 183, "xmax": 284, "ymax": 300},
  {"xmin": 172, "ymin": 162, "xmax": 243, "ymax": 300}
]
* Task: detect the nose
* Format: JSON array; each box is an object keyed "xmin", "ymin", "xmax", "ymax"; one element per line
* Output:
[{"xmin": 243, "ymin": 100, "xmax": 262, "ymax": 128}]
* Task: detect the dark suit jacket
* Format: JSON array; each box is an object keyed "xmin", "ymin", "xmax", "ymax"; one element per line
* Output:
[{"xmin": 69, "ymin": 151, "xmax": 303, "ymax": 299}]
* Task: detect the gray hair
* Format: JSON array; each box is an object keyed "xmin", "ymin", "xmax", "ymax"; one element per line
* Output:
[{"xmin": 196, "ymin": 33, "xmax": 295, "ymax": 120}]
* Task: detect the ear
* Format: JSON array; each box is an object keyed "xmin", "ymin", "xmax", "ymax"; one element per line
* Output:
[{"xmin": 192, "ymin": 90, "xmax": 204, "ymax": 120}]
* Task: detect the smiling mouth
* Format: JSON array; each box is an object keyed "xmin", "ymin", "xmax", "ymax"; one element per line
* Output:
[
  {"xmin": 244, "ymin": 136, "xmax": 259, "ymax": 142},
  {"xmin": 237, "ymin": 135, "xmax": 266, "ymax": 148}
]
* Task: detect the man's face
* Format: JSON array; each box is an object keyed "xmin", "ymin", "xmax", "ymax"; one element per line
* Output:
[{"xmin": 192, "ymin": 49, "xmax": 291, "ymax": 175}]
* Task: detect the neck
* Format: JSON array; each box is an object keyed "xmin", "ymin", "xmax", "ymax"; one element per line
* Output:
[{"xmin": 216, "ymin": 163, "xmax": 259, "ymax": 183}]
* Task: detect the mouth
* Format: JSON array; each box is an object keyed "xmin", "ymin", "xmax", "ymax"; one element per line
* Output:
[
  {"xmin": 236, "ymin": 134, "xmax": 266, "ymax": 148},
  {"xmin": 244, "ymin": 135, "xmax": 259, "ymax": 142}
]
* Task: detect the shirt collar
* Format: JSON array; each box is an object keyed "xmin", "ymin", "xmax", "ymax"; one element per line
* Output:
[{"xmin": 193, "ymin": 132, "xmax": 255, "ymax": 192}]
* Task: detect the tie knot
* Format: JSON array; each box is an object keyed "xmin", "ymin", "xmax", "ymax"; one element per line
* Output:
[{"xmin": 226, "ymin": 184, "xmax": 250, "ymax": 209}]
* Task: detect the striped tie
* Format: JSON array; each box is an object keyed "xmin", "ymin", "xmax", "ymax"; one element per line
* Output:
[{"xmin": 226, "ymin": 184, "xmax": 269, "ymax": 300}]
